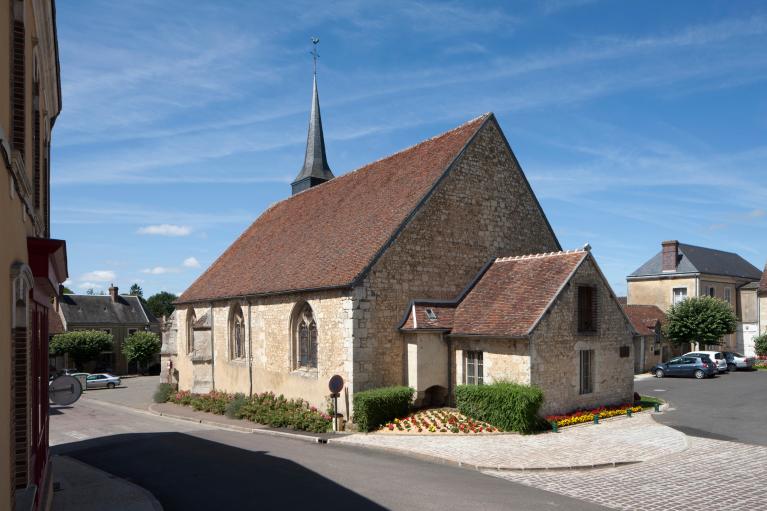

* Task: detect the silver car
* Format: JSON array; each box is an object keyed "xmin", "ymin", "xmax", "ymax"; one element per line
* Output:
[
  {"xmin": 723, "ymin": 352, "xmax": 755, "ymax": 371},
  {"xmin": 85, "ymin": 373, "xmax": 121, "ymax": 389}
]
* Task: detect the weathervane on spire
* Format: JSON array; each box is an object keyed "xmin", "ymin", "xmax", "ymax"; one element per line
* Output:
[{"xmin": 310, "ymin": 37, "xmax": 320, "ymax": 75}]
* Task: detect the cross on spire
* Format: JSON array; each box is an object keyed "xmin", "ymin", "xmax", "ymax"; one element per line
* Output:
[{"xmin": 311, "ymin": 36, "xmax": 319, "ymax": 76}]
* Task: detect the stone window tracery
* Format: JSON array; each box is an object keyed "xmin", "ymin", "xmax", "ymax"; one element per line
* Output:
[
  {"xmin": 230, "ymin": 304, "xmax": 245, "ymax": 360},
  {"xmin": 186, "ymin": 309, "xmax": 196, "ymax": 354},
  {"xmin": 294, "ymin": 303, "xmax": 317, "ymax": 370}
]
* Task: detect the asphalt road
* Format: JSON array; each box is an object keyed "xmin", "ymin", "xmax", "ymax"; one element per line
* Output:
[
  {"xmin": 635, "ymin": 369, "xmax": 767, "ymax": 446},
  {"xmin": 51, "ymin": 399, "xmax": 606, "ymax": 511}
]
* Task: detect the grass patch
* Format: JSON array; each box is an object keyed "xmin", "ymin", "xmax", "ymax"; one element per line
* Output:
[{"xmin": 638, "ymin": 395, "xmax": 664, "ymax": 409}]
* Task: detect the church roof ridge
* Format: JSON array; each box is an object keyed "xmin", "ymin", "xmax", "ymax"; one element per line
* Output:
[{"xmin": 495, "ymin": 247, "xmax": 587, "ymax": 262}]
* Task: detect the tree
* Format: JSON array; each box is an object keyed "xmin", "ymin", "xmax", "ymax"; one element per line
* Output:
[
  {"xmin": 85, "ymin": 288, "xmax": 95, "ymax": 295},
  {"xmin": 664, "ymin": 296, "xmax": 737, "ymax": 348},
  {"xmin": 754, "ymin": 334, "xmax": 767, "ymax": 357},
  {"xmin": 129, "ymin": 283, "xmax": 144, "ymax": 298},
  {"xmin": 50, "ymin": 330, "xmax": 113, "ymax": 368},
  {"xmin": 61, "ymin": 286, "xmax": 74, "ymax": 294},
  {"xmin": 122, "ymin": 331, "xmax": 161, "ymax": 370},
  {"xmin": 146, "ymin": 291, "xmax": 178, "ymax": 319}
]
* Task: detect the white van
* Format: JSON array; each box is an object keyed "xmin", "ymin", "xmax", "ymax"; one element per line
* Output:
[{"xmin": 685, "ymin": 351, "xmax": 728, "ymax": 373}]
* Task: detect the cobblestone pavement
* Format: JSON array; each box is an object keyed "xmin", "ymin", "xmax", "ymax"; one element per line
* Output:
[
  {"xmin": 332, "ymin": 413, "xmax": 688, "ymax": 469},
  {"xmin": 487, "ymin": 436, "xmax": 767, "ymax": 510}
]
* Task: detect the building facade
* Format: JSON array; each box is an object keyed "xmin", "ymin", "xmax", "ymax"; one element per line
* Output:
[
  {"xmin": 1, "ymin": 1, "xmax": 66, "ymax": 509},
  {"xmin": 627, "ymin": 240, "xmax": 763, "ymax": 355},
  {"xmin": 169, "ymin": 73, "xmax": 634, "ymax": 418},
  {"xmin": 51, "ymin": 285, "xmax": 160, "ymax": 374},
  {"xmin": 621, "ymin": 304, "xmax": 672, "ymax": 373}
]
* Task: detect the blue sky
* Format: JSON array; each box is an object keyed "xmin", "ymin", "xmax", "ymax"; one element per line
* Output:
[{"xmin": 52, "ymin": 0, "xmax": 767, "ymax": 297}]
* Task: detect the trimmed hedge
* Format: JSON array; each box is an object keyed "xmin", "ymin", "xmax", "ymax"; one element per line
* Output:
[
  {"xmin": 353, "ymin": 386, "xmax": 414, "ymax": 432},
  {"xmin": 455, "ymin": 382, "xmax": 544, "ymax": 433},
  {"xmin": 153, "ymin": 383, "xmax": 175, "ymax": 403}
]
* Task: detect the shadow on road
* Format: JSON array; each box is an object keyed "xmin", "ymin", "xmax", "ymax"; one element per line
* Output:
[{"xmin": 53, "ymin": 432, "xmax": 384, "ymax": 511}]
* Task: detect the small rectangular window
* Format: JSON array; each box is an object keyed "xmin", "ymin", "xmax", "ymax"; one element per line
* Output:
[
  {"xmin": 707, "ymin": 287, "xmax": 715, "ymax": 297},
  {"xmin": 425, "ymin": 308, "xmax": 437, "ymax": 321},
  {"xmin": 619, "ymin": 346, "xmax": 630, "ymax": 358},
  {"xmin": 579, "ymin": 349, "xmax": 593, "ymax": 395},
  {"xmin": 724, "ymin": 288, "xmax": 731, "ymax": 304},
  {"xmin": 672, "ymin": 287, "xmax": 687, "ymax": 305},
  {"xmin": 465, "ymin": 351, "xmax": 483, "ymax": 385},
  {"xmin": 577, "ymin": 286, "xmax": 597, "ymax": 332}
]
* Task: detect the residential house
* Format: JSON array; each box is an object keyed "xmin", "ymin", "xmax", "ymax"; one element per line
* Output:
[
  {"xmin": 170, "ymin": 71, "xmax": 634, "ymax": 417},
  {"xmin": 1, "ymin": 1, "xmax": 67, "ymax": 509},
  {"xmin": 627, "ymin": 240, "xmax": 762, "ymax": 355},
  {"xmin": 53, "ymin": 285, "xmax": 160, "ymax": 374},
  {"xmin": 621, "ymin": 304, "xmax": 670, "ymax": 373}
]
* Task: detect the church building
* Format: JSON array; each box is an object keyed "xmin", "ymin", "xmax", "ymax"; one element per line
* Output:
[{"xmin": 168, "ymin": 69, "xmax": 634, "ymax": 417}]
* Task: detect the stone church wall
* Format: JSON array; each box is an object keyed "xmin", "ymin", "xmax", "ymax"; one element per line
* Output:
[
  {"xmin": 361, "ymin": 120, "xmax": 561, "ymax": 390},
  {"xmin": 530, "ymin": 257, "xmax": 634, "ymax": 416}
]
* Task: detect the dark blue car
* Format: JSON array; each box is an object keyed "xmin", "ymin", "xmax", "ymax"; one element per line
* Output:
[{"xmin": 651, "ymin": 355, "xmax": 716, "ymax": 379}]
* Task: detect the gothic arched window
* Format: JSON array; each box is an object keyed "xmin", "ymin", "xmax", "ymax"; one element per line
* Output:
[
  {"xmin": 230, "ymin": 304, "xmax": 245, "ymax": 360},
  {"xmin": 294, "ymin": 303, "xmax": 317, "ymax": 369},
  {"xmin": 186, "ymin": 309, "xmax": 196, "ymax": 354}
]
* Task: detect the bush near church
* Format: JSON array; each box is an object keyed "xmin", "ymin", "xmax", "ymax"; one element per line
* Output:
[
  {"xmin": 353, "ymin": 386, "xmax": 414, "ymax": 432},
  {"xmin": 754, "ymin": 334, "xmax": 767, "ymax": 358},
  {"xmin": 455, "ymin": 382, "xmax": 544, "ymax": 434}
]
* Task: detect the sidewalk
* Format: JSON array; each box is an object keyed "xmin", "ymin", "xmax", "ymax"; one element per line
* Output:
[
  {"xmin": 148, "ymin": 402, "xmax": 339, "ymax": 443},
  {"xmin": 329, "ymin": 411, "xmax": 688, "ymax": 471},
  {"xmin": 51, "ymin": 456, "xmax": 161, "ymax": 511}
]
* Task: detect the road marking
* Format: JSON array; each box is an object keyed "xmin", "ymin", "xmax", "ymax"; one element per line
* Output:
[
  {"xmin": 652, "ymin": 389, "xmax": 666, "ymax": 392},
  {"xmin": 65, "ymin": 431, "xmax": 90, "ymax": 440}
]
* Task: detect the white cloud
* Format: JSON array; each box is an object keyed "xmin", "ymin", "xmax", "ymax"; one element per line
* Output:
[
  {"xmin": 80, "ymin": 270, "xmax": 116, "ymax": 282},
  {"xmin": 137, "ymin": 224, "xmax": 192, "ymax": 236},
  {"xmin": 77, "ymin": 282, "xmax": 101, "ymax": 290},
  {"xmin": 62, "ymin": 278, "xmax": 73, "ymax": 286},
  {"xmin": 141, "ymin": 266, "xmax": 180, "ymax": 275},
  {"xmin": 183, "ymin": 257, "xmax": 201, "ymax": 268}
]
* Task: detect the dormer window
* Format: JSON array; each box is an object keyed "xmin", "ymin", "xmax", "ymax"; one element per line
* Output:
[{"xmin": 425, "ymin": 308, "xmax": 437, "ymax": 321}]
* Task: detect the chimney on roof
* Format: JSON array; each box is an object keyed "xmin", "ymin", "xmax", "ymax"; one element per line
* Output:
[
  {"xmin": 108, "ymin": 284, "xmax": 118, "ymax": 302},
  {"xmin": 291, "ymin": 37, "xmax": 334, "ymax": 196},
  {"xmin": 662, "ymin": 240, "xmax": 679, "ymax": 272}
]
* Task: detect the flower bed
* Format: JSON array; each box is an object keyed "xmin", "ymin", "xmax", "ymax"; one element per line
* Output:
[
  {"xmin": 379, "ymin": 408, "xmax": 500, "ymax": 434},
  {"xmin": 546, "ymin": 404, "xmax": 643, "ymax": 428},
  {"xmin": 167, "ymin": 390, "xmax": 332, "ymax": 433}
]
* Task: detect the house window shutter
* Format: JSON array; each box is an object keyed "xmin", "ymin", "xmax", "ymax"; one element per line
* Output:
[{"xmin": 578, "ymin": 286, "xmax": 598, "ymax": 332}]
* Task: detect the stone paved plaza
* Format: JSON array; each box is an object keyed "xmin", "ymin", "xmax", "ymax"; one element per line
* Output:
[
  {"xmin": 332, "ymin": 412, "xmax": 687, "ymax": 469},
  {"xmin": 488, "ymin": 436, "xmax": 767, "ymax": 511}
]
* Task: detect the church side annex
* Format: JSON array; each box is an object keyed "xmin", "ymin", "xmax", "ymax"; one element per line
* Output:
[{"xmin": 168, "ymin": 62, "xmax": 634, "ymax": 416}]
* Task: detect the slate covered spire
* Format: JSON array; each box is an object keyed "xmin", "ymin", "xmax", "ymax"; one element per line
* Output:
[{"xmin": 291, "ymin": 73, "xmax": 334, "ymax": 195}]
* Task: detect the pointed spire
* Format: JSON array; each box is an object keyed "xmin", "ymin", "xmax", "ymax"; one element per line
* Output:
[{"xmin": 292, "ymin": 38, "xmax": 334, "ymax": 195}]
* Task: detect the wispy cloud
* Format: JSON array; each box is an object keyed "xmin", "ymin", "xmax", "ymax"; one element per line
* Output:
[
  {"xmin": 137, "ymin": 224, "xmax": 192, "ymax": 236},
  {"xmin": 141, "ymin": 266, "xmax": 180, "ymax": 275},
  {"xmin": 80, "ymin": 270, "xmax": 116, "ymax": 283}
]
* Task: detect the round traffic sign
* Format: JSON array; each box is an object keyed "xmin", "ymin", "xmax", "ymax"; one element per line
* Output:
[
  {"xmin": 49, "ymin": 375, "xmax": 83, "ymax": 406},
  {"xmin": 328, "ymin": 374, "xmax": 344, "ymax": 394}
]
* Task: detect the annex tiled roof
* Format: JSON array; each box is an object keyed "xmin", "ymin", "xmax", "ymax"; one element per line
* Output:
[
  {"xmin": 621, "ymin": 304, "xmax": 665, "ymax": 336},
  {"xmin": 49, "ymin": 310, "xmax": 65, "ymax": 336},
  {"xmin": 59, "ymin": 294, "xmax": 156, "ymax": 325},
  {"xmin": 179, "ymin": 114, "xmax": 491, "ymax": 303},
  {"xmin": 629, "ymin": 243, "xmax": 762, "ymax": 280},
  {"xmin": 760, "ymin": 263, "xmax": 767, "ymax": 293},
  {"xmin": 400, "ymin": 250, "xmax": 588, "ymax": 337}
]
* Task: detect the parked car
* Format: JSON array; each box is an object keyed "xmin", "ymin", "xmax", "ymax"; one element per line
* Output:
[
  {"xmin": 685, "ymin": 351, "xmax": 728, "ymax": 373},
  {"xmin": 722, "ymin": 352, "xmax": 755, "ymax": 371},
  {"xmin": 651, "ymin": 355, "xmax": 717, "ymax": 379},
  {"xmin": 85, "ymin": 373, "xmax": 121, "ymax": 389}
]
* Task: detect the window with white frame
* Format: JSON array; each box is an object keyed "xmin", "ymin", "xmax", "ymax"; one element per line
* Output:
[
  {"xmin": 706, "ymin": 286, "xmax": 715, "ymax": 298},
  {"xmin": 579, "ymin": 349, "xmax": 594, "ymax": 395},
  {"xmin": 465, "ymin": 351, "xmax": 483, "ymax": 385},
  {"xmin": 724, "ymin": 287, "xmax": 731, "ymax": 304},
  {"xmin": 672, "ymin": 287, "xmax": 687, "ymax": 305},
  {"xmin": 229, "ymin": 304, "xmax": 245, "ymax": 360}
]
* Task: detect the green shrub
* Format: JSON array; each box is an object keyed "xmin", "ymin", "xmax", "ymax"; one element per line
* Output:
[
  {"xmin": 225, "ymin": 393, "xmax": 248, "ymax": 419},
  {"xmin": 455, "ymin": 382, "xmax": 544, "ymax": 434},
  {"xmin": 237, "ymin": 392, "xmax": 331, "ymax": 433},
  {"xmin": 754, "ymin": 334, "xmax": 767, "ymax": 357},
  {"xmin": 153, "ymin": 383, "xmax": 174, "ymax": 403},
  {"xmin": 353, "ymin": 386, "xmax": 414, "ymax": 432}
]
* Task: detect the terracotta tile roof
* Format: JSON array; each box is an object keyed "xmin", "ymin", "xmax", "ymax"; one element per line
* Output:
[
  {"xmin": 49, "ymin": 310, "xmax": 65, "ymax": 336},
  {"xmin": 621, "ymin": 304, "xmax": 665, "ymax": 336},
  {"xmin": 179, "ymin": 114, "xmax": 491, "ymax": 303},
  {"xmin": 760, "ymin": 263, "xmax": 767, "ymax": 293},
  {"xmin": 400, "ymin": 250, "xmax": 588, "ymax": 337}
]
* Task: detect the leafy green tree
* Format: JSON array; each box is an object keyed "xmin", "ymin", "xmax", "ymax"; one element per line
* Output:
[
  {"xmin": 146, "ymin": 291, "xmax": 178, "ymax": 319},
  {"xmin": 61, "ymin": 286, "xmax": 74, "ymax": 294},
  {"xmin": 664, "ymin": 296, "xmax": 737, "ymax": 348},
  {"xmin": 122, "ymin": 331, "xmax": 161, "ymax": 369},
  {"xmin": 129, "ymin": 283, "xmax": 144, "ymax": 298},
  {"xmin": 754, "ymin": 334, "xmax": 767, "ymax": 357},
  {"xmin": 50, "ymin": 330, "xmax": 113, "ymax": 368}
]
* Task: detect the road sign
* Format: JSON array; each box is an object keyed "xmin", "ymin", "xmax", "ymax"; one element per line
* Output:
[
  {"xmin": 49, "ymin": 375, "xmax": 83, "ymax": 406},
  {"xmin": 328, "ymin": 374, "xmax": 344, "ymax": 394}
]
